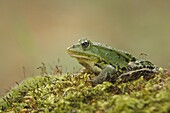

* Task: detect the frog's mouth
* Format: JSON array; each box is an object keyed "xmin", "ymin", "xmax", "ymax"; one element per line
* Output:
[{"xmin": 67, "ymin": 50, "xmax": 98, "ymax": 61}]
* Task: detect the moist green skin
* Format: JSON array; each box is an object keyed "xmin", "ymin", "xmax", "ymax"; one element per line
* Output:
[{"xmin": 67, "ymin": 39, "xmax": 158, "ymax": 84}]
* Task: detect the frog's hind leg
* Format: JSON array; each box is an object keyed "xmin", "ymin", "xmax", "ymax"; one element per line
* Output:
[
  {"xmin": 89, "ymin": 65, "xmax": 118, "ymax": 85},
  {"xmin": 118, "ymin": 68, "xmax": 158, "ymax": 83}
]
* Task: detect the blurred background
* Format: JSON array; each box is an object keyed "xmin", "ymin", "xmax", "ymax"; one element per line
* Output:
[{"xmin": 0, "ymin": 0, "xmax": 170, "ymax": 96}]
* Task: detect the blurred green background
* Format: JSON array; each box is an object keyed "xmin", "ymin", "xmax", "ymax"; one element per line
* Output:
[{"xmin": 0, "ymin": 0, "xmax": 170, "ymax": 96}]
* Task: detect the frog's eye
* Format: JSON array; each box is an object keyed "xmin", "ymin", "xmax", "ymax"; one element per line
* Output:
[{"xmin": 80, "ymin": 39, "xmax": 90, "ymax": 49}]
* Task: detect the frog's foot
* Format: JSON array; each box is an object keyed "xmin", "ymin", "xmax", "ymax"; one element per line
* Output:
[
  {"xmin": 88, "ymin": 65, "xmax": 117, "ymax": 85},
  {"xmin": 118, "ymin": 68, "xmax": 158, "ymax": 83}
]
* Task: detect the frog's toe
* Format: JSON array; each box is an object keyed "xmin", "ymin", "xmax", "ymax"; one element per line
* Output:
[{"xmin": 87, "ymin": 79, "xmax": 98, "ymax": 86}]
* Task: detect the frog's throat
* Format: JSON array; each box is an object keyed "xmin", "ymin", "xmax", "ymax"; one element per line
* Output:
[
  {"xmin": 68, "ymin": 51, "xmax": 102, "ymax": 73},
  {"xmin": 77, "ymin": 58, "xmax": 102, "ymax": 74}
]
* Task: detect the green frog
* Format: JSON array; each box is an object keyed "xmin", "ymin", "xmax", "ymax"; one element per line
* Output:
[{"xmin": 67, "ymin": 39, "xmax": 158, "ymax": 85}]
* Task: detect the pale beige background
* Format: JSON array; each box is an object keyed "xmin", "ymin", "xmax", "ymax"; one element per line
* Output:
[{"xmin": 0, "ymin": 0, "xmax": 170, "ymax": 96}]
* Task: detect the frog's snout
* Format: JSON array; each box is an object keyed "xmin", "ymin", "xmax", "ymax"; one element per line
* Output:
[
  {"xmin": 67, "ymin": 45, "xmax": 75, "ymax": 51},
  {"xmin": 67, "ymin": 46, "xmax": 71, "ymax": 51},
  {"xmin": 67, "ymin": 45, "xmax": 77, "ymax": 54}
]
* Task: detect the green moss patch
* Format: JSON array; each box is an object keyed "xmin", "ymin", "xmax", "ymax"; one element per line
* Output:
[{"xmin": 0, "ymin": 70, "xmax": 170, "ymax": 113}]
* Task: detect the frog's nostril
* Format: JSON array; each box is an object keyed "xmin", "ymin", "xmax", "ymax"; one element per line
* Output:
[{"xmin": 72, "ymin": 45, "xmax": 75, "ymax": 48}]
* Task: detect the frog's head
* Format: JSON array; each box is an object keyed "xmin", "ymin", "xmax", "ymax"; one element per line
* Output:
[
  {"xmin": 67, "ymin": 38, "xmax": 95, "ymax": 58},
  {"xmin": 67, "ymin": 38, "xmax": 103, "ymax": 73}
]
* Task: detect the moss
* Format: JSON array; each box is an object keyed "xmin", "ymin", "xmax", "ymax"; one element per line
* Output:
[{"xmin": 0, "ymin": 69, "xmax": 170, "ymax": 113}]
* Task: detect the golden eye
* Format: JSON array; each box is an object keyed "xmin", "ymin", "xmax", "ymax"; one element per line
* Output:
[{"xmin": 81, "ymin": 39, "xmax": 89, "ymax": 48}]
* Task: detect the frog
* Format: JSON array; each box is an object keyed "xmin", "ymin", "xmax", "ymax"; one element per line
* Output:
[{"xmin": 67, "ymin": 38, "xmax": 159, "ymax": 85}]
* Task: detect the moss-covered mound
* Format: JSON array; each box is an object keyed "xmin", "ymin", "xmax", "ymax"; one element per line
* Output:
[{"xmin": 0, "ymin": 69, "xmax": 170, "ymax": 113}]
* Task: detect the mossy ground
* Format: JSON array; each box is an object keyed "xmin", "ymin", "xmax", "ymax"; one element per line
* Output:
[{"xmin": 0, "ymin": 68, "xmax": 170, "ymax": 113}]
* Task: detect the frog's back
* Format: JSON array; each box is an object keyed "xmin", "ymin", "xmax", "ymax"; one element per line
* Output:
[
  {"xmin": 92, "ymin": 42, "xmax": 137, "ymax": 68},
  {"xmin": 106, "ymin": 48, "xmax": 137, "ymax": 68}
]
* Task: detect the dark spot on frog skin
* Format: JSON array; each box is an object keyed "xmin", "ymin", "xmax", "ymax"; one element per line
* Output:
[
  {"xmin": 121, "ymin": 67, "xmax": 127, "ymax": 71},
  {"xmin": 125, "ymin": 58, "xmax": 129, "ymax": 62},
  {"xmin": 94, "ymin": 63, "xmax": 102, "ymax": 69},
  {"xmin": 131, "ymin": 57, "xmax": 136, "ymax": 62}
]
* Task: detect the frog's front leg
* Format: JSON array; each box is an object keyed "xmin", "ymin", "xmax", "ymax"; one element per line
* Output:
[{"xmin": 89, "ymin": 65, "xmax": 118, "ymax": 85}]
